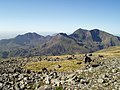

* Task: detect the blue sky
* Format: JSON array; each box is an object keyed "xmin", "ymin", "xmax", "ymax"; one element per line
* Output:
[{"xmin": 0, "ymin": 0, "xmax": 120, "ymax": 39}]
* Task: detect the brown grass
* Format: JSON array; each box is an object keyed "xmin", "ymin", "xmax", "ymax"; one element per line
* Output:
[{"xmin": 24, "ymin": 59, "xmax": 84, "ymax": 72}]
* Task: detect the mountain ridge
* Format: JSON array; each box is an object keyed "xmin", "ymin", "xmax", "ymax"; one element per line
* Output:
[{"xmin": 0, "ymin": 28, "xmax": 120, "ymax": 58}]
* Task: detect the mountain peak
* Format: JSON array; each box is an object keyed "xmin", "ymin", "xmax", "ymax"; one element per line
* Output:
[
  {"xmin": 57, "ymin": 33, "xmax": 68, "ymax": 36},
  {"xmin": 76, "ymin": 28, "xmax": 88, "ymax": 31},
  {"xmin": 16, "ymin": 32, "xmax": 43, "ymax": 39},
  {"xmin": 90, "ymin": 29, "xmax": 102, "ymax": 33},
  {"xmin": 51, "ymin": 33, "xmax": 69, "ymax": 41},
  {"xmin": 13, "ymin": 32, "xmax": 44, "ymax": 45},
  {"xmin": 72, "ymin": 28, "xmax": 88, "ymax": 35},
  {"xmin": 24, "ymin": 32, "xmax": 38, "ymax": 35},
  {"xmin": 91, "ymin": 29, "xmax": 100, "ymax": 31}
]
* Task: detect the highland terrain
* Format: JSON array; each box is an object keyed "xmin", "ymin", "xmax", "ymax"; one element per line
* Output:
[
  {"xmin": 0, "ymin": 28, "xmax": 120, "ymax": 58},
  {"xmin": 0, "ymin": 29, "xmax": 120, "ymax": 90}
]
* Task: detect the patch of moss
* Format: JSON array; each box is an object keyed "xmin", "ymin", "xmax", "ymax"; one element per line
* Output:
[{"xmin": 56, "ymin": 86, "xmax": 63, "ymax": 90}]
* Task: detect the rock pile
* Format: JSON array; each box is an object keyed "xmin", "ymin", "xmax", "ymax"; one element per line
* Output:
[{"xmin": 0, "ymin": 56, "xmax": 120, "ymax": 90}]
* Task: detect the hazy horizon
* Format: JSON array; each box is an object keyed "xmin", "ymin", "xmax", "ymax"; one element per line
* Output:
[{"xmin": 0, "ymin": 0, "xmax": 120, "ymax": 39}]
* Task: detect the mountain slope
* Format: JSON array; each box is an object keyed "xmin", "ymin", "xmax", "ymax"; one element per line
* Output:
[
  {"xmin": 39, "ymin": 33, "xmax": 89, "ymax": 55},
  {"xmin": 70, "ymin": 28, "xmax": 120, "ymax": 51},
  {"xmin": 0, "ymin": 28, "xmax": 120, "ymax": 58},
  {"xmin": 0, "ymin": 33, "xmax": 52, "ymax": 58}
]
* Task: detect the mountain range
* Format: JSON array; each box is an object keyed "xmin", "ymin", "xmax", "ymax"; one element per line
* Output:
[{"xmin": 0, "ymin": 28, "xmax": 120, "ymax": 58}]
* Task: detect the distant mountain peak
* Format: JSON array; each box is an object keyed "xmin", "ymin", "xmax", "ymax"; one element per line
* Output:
[
  {"xmin": 92, "ymin": 28, "xmax": 100, "ymax": 30},
  {"xmin": 57, "ymin": 33, "xmax": 68, "ymax": 36},
  {"xmin": 72, "ymin": 28, "xmax": 88, "ymax": 34},
  {"xmin": 51, "ymin": 33, "xmax": 69, "ymax": 41},
  {"xmin": 12, "ymin": 32, "xmax": 45, "ymax": 45},
  {"xmin": 76, "ymin": 28, "xmax": 88, "ymax": 31},
  {"xmin": 16, "ymin": 32, "xmax": 43, "ymax": 38}
]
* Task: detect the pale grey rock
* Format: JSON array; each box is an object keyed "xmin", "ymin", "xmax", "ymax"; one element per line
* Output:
[
  {"xmin": 0, "ymin": 82, "xmax": 3, "ymax": 88},
  {"xmin": 98, "ymin": 78, "xmax": 104, "ymax": 83}
]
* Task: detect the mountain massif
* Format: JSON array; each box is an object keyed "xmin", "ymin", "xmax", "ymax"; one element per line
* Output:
[{"xmin": 0, "ymin": 28, "xmax": 120, "ymax": 58}]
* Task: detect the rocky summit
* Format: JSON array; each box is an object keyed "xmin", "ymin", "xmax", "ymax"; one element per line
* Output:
[{"xmin": 0, "ymin": 46, "xmax": 120, "ymax": 90}]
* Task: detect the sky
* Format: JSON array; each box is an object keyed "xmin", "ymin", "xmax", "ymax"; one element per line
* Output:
[{"xmin": 0, "ymin": 0, "xmax": 120, "ymax": 39}]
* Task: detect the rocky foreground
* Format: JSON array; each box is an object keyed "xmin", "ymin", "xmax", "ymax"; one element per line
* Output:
[{"xmin": 0, "ymin": 55, "xmax": 120, "ymax": 90}]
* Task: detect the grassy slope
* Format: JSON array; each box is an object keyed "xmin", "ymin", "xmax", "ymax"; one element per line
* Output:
[{"xmin": 94, "ymin": 46, "xmax": 120, "ymax": 57}]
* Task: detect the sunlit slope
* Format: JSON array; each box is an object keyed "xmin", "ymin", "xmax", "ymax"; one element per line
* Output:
[{"xmin": 95, "ymin": 46, "xmax": 120, "ymax": 57}]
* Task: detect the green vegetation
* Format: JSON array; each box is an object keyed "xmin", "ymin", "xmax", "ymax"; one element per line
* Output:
[{"xmin": 56, "ymin": 86, "xmax": 63, "ymax": 90}]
